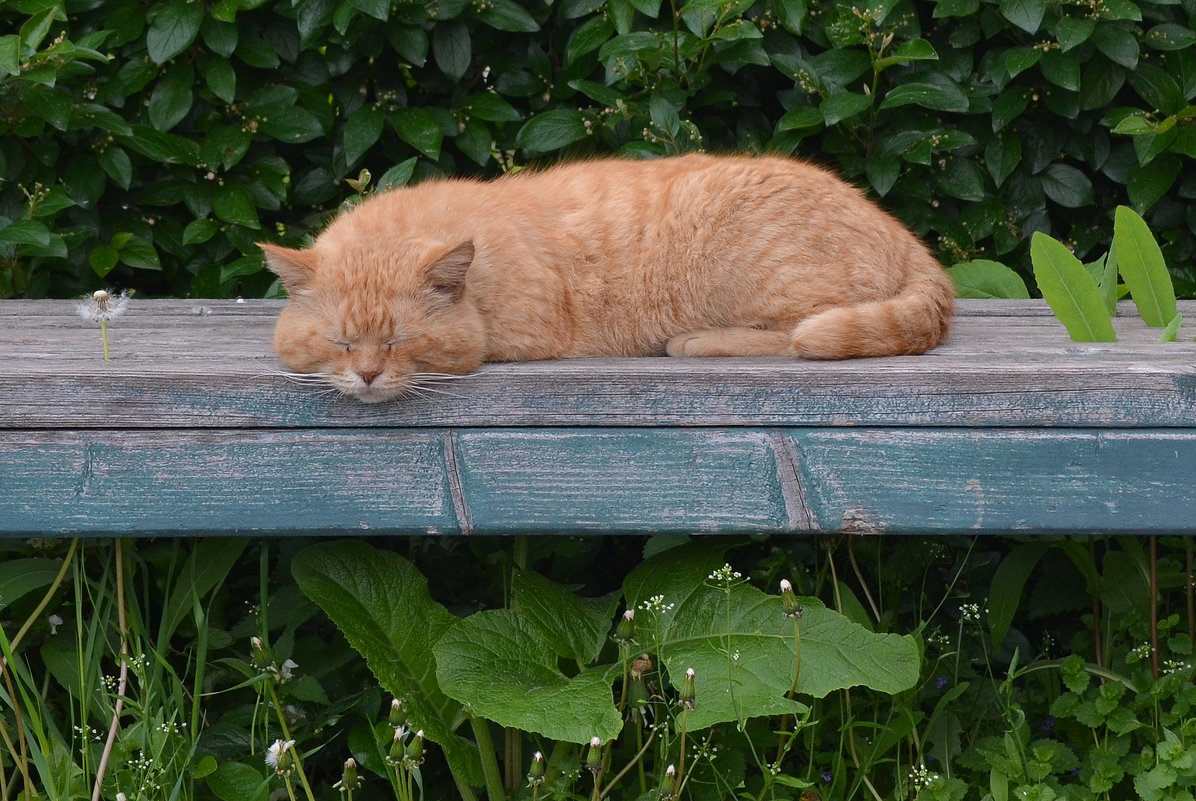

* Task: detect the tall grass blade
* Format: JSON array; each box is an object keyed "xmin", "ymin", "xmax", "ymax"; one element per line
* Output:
[
  {"xmin": 1030, "ymin": 232, "xmax": 1117, "ymax": 342},
  {"xmin": 1114, "ymin": 205, "xmax": 1177, "ymax": 327}
]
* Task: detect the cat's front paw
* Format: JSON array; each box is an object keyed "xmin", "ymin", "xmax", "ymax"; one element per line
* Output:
[
  {"xmin": 665, "ymin": 331, "xmax": 715, "ymax": 356},
  {"xmin": 666, "ymin": 328, "xmax": 794, "ymax": 357}
]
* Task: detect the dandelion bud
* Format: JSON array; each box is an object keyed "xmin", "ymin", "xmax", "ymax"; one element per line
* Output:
[
  {"xmin": 389, "ymin": 697, "xmax": 408, "ymax": 729},
  {"xmin": 586, "ymin": 736, "xmax": 603, "ymax": 774},
  {"xmin": 250, "ymin": 636, "xmax": 271, "ymax": 669},
  {"xmin": 630, "ymin": 653, "xmax": 652, "ymax": 679},
  {"xmin": 780, "ymin": 579, "xmax": 803, "ymax": 620},
  {"xmin": 387, "ymin": 727, "xmax": 406, "ymax": 764},
  {"xmin": 614, "ymin": 609, "xmax": 635, "ymax": 644},
  {"xmin": 527, "ymin": 750, "xmax": 546, "ymax": 787},
  {"xmin": 660, "ymin": 764, "xmax": 678, "ymax": 800},
  {"xmin": 679, "ymin": 667, "xmax": 696, "ymax": 711},
  {"xmin": 339, "ymin": 757, "xmax": 361, "ymax": 792},
  {"xmin": 404, "ymin": 729, "xmax": 426, "ymax": 766}
]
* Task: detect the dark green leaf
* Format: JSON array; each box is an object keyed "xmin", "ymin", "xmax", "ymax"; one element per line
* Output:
[
  {"xmin": 866, "ymin": 157, "xmax": 900, "ymax": 196},
  {"xmin": 205, "ymin": 762, "xmax": 269, "ymax": 801},
  {"xmin": 1145, "ymin": 23, "xmax": 1196, "ymax": 52},
  {"xmin": 89, "ymin": 245, "xmax": 120, "ymax": 277},
  {"xmin": 97, "ymin": 146, "xmax": 133, "ymax": 190},
  {"xmin": 879, "ymin": 80, "xmax": 969, "ymax": 112},
  {"xmin": 182, "ymin": 218, "xmax": 219, "ymax": 245},
  {"xmin": 478, "ymin": 0, "xmax": 540, "ymax": 32},
  {"xmin": 1042, "ymin": 163, "xmax": 1095, "ymax": 207},
  {"xmin": 777, "ymin": 106, "xmax": 823, "ymax": 131},
  {"xmin": 455, "ymin": 117, "xmax": 493, "ymax": 166},
  {"xmin": 1000, "ymin": 0, "xmax": 1045, "ymax": 33},
  {"xmin": 1039, "ymin": 52, "xmax": 1080, "ymax": 91},
  {"xmin": 0, "ymin": 35, "xmax": 20, "ymax": 76},
  {"xmin": 1004, "ymin": 47, "xmax": 1041, "ymax": 78},
  {"xmin": 992, "ymin": 89, "xmax": 1029, "ymax": 131},
  {"xmin": 392, "ymin": 107, "xmax": 444, "ymax": 159},
  {"xmin": 514, "ymin": 109, "xmax": 589, "ymax": 153},
  {"xmin": 947, "ymin": 259, "xmax": 1031, "ymax": 298},
  {"xmin": 433, "ymin": 21, "xmax": 471, "ymax": 80},
  {"xmin": 819, "ymin": 92, "xmax": 872, "ymax": 125},
  {"xmin": 1127, "ymin": 154, "xmax": 1181, "ymax": 212},
  {"xmin": 566, "ymin": 16, "xmax": 614, "ymax": 65},
  {"xmin": 342, "ymin": 105, "xmax": 384, "ymax": 165},
  {"xmin": 1031, "ymin": 232, "xmax": 1117, "ymax": 342},
  {"xmin": 146, "ymin": 0, "xmax": 204, "ymax": 64},
  {"xmin": 984, "ymin": 133, "xmax": 1022, "ymax": 186},
  {"xmin": 204, "ymin": 58, "xmax": 236, "ymax": 104},
  {"xmin": 1128, "ymin": 62, "xmax": 1183, "ymax": 115},
  {"xmin": 1092, "ymin": 24, "xmax": 1139, "ymax": 68},
  {"xmin": 148, "ymin": 62, "xmax": 194, "ymax": 132},
  {"xmin": 465, "ymin": 92, "xmax": 522, "ymax": 123},
  {"xmin": 119, "ymin": 235, "xmax": 162, "ymax": 271},
  {"xmin": 376, "ymin": 158, "xmax": 419, "ymax": 190},
  {"xmin": 1053, "ymin": 17, "xmax": 1095, "ymax": 51},
  {"xmin": 257, "ymin": 107, "xmax": 325, "ymax": 144},
  {"xmin": 213, "ymin": 184, "xmax": 260, "ymax": 228},
  {"xmin": 0, "ymin": 220, "xmax": 52, "ymax": 247},
  {"xmin": 348, "ymin": 0, "xmax": 390, "ymax": 21},
  {"xmin": 938, "ymin": 157, "xmax": 987, "ymax": 201}
]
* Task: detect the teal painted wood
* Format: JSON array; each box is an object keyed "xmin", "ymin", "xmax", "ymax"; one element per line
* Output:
[
  {"xmin": 3, "ymin": 299, "xmax": 1196, "ymax": 536},
  {"xmin": 0, "ymin": 431, "xmax": 457, "ymax": 535},
  {"xmin": 3, "ymin": 426, "xmax": 1195, "ymax": 536}
]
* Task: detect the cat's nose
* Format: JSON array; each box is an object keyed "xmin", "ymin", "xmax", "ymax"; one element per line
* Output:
[{"xmin": 358, "ymin": 369, "xmax": 381, "ymax": 385}]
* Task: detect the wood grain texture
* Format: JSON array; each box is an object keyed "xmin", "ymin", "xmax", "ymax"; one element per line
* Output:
[{"xmin": 2, "ymin": 299, "xmax": 1195, "ymax": 535}]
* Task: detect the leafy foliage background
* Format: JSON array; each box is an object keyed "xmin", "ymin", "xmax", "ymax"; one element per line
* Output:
[{"xmin": 3, "ymin": 0, "xmax": 1195, "ymax": 299}]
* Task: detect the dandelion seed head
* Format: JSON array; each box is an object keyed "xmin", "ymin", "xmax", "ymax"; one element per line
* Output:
[{"xmin": 77, "ymin": 289, "xmax": 129, "ymax": 323}]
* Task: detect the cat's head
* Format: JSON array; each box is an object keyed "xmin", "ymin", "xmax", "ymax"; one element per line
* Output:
[{"xmin": 261, "ymin": 239, "xmax": 485, "ymax": 403}]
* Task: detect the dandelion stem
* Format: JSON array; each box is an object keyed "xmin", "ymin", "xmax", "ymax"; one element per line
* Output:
[
  {"xmin": 101, "ymin": 320, "xmax": 110, "ymax": 360},
  {"xmin": 92, "ymin": 539, "xmax": 128, "ymax": 801},
  {"xmin": 265, "ymin": 683, "xmax": 316, "ymax": 801}
]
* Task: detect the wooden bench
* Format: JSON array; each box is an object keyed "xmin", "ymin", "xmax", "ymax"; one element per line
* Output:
[{"xmin": 3, "ymin": 299, "xmax": 1194, "ymax": 536}]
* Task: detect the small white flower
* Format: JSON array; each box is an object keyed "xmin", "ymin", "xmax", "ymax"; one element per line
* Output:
[
  {"xmin": 279, "ymin": 659, "xmax": 298, "ymax": 681},
  {"xmin": 48, "ymin": 613, "xmax": 63, "ymax": 635}
]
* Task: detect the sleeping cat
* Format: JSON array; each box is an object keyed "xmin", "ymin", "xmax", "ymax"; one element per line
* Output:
[{"xmin": 261, "ymin": 153, "xmax": 954, "ymax": 403}]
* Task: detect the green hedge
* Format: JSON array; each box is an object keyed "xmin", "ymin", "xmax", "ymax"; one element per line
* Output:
[{"xmin": 2, "ymin": 0, "xmax": 1194, "ymax": 299}]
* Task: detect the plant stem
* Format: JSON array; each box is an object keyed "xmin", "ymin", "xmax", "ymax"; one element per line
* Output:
[
  {"xmin": 92, "ymin": 539, "xmax": 128, "ymax": 801},
  {"xmin": 598, "ymin": 726, "xmax": 656, "ymax": 800},
  {"xmin": 101, "ymin": 319, "xmax": 110, "ymax": 359},
  {"xmin": 1150, "ymin": 535, "xmax": 1160, "ymax": 679},
  {"xmin": 265, "ymin": 681, "xmax": 317, "ymax": 801},
  {"xmin": 470, "ymin": 714, "xmax": 507, "ymax": 801}
]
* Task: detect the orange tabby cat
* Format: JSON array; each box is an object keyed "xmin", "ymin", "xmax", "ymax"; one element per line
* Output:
[{"xmin": 262, "ymin": 153, "xmax": 954, "ymax": 403}]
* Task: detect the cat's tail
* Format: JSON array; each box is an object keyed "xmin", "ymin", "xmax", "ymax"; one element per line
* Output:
[{"xmin": 791, "ymin": 263, "xmax": 955, "ymax": 359}]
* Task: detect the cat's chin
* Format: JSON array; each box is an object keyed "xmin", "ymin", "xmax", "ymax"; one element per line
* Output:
[{"xmin": 350, "ymin": 385, "xmax": 404, "ymax": 403}]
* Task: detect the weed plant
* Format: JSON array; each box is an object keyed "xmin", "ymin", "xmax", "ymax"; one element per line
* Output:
[{"xmin": 1, "ymin": 535, "xmax": 1193, "ymax": 801}]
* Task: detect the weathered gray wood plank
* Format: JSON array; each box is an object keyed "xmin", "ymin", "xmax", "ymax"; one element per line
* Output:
[{"xmin": 3, "ymin": 299, "xmax": 1195, "ymax": 429}]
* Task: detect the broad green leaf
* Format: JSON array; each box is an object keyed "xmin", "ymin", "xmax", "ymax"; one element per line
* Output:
[
  {"xmin": 292, "ymin": 542, "xmax": 483, "ymax": 785},
  {"xmin": 465, "ymin": 91, "xmax": 523, "ymax": 123},
  {"xmin": 0, "ymin": 558, "xmax": 62, "ymax": 611},
  {"xmin": 1004, "ymin": 47, "xmax": 1041, "ymax": 78},
  {"xmin": 1092, "ymin": 24, "xmax": 1139, "ymax": 68},
  {"xmin": 478, "ymin": 0, "xmax": 540, "ymax": 32},
  {"xmin": 513, "ymin": 570, "xmax": 620, "ymax": 666},
  {"xmin": 1145, "ymin": 23, "xmax": 1196, "ymax": 52},
  {"xmin": 1127, "ymin": 155, "xmax": 1181, "ymax": 213},
  {"xmin": 257, "ymin": 106, "xmax": 325, "ymax": 144},
  {"xmin": 938, "ymin": 158, "xmax": 987, "ymax": 202},
  {"xmin": 204, "ymin": 59, "xmax": 237, "ymax": 104},
  {"xmin": 182, "ymin": 218, "xmax": 219, "ymax": 245},
  {"xmin": 623, "ymin": 542, "xmax": 918, "ymax": 730},
  {"xmin": 434, "ymin": 609, "xmax": 623, "ymax": 743},
  {"xmin": 866, "ymin": 157, "xmax": 900, "ymax": 196},
  {"xmin": 1039, "ymin": 52, "xmax": 1080, "ymax": 91},
  {"xmin": 874, "ymin": 39, "xmax": 937, "ymax": 71},
  {"xmin": 376, "ymin": 157, "xmax": 419, "ymax": 190},
  {"xmin": 984, "ymin": 133, "xmax": 1022, "ymax": 187},
  {"xmin": 1000, "ymin": 0, "xmax": 1045, "ymax": 33},
  {"xmin": 988, "ymin": 542, "xmax": 1052, "ymax": 649},
  {"xmin": 392, "ymin": 107, "xmax": 443, "ymax": 159},
  {"xmin": 1053, "ymin": 17, "xmax": 1095, "ymax": 51},
  {"xmin": 348, "ymin": 0, "xmax": 390, "ymax": 21},
  {"xmin": 515, "ymin": 109, "xmax": 589, "ymax": 153},
  {"xmin": 0, "ymin": 35, "xmax": 19, "ymax": 76},
  {"xmin": 148, "ymin": 62, "xmax": 194, "ymax": 132},
  {"xmin": 947, "ymin": 260, "xmax": 1030, "ymax": 298},
  {"xmin": 147, "ymin": 0, "xmax": 204, "ymax": 64},
  {"xmin": 819, "ymin": 92, "xmax": 872, "ymax": 126},
  {"xmin": 213, "ymin": 184, "xmax": 259, "ymax": 229},
  {"xmin": 98, "ymin": 146, "xmax": 133, "ymax": 189},
  {"xmin": 0, "ymin": 220, "xmax": 52, "ymax": 247},
  {"xmin": 433, "ymin": 21, "xmax": 471, "ymax": 81},
  {"xmin": 119, "ymin": 235, "xmax": 162, "ymax": 271},
  {"xmin": 206, "ymin": 762, "xmax": 269, "ymax": 801},
  {"xmin": 1030, "ymin": 232, "xmax": 1117, "ymax": 342},
  {"xmin": 566, "ymin": 16, "xmax": 614, "ymax": 65},
  {"xmin": 879, "ymin": 81, "xmax": 969, "ymax": 112},
  {"xmin": 89, "ymin": 245, "xmax": 120, "ymax": 277},
  {"xmin": 1113, "ymin": 205, "xmax": 1176, "ymax": 327},
  {"xmin": 342, "ymin": 105, "xmax": 385, "ymax": 165},
  {"xmin": 777, "ymin": 106, "xmax": 823, "ymax": 132},
  {"xmin": 1042, "ymin": 163, "xmax": 1095, "ymax": 208},
  {"xmin": 1128, "ymin": 62, "xmax": 1183, "ymax": 115}
]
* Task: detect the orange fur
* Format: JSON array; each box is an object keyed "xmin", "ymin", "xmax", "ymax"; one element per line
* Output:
[{"xmin": 262, "ymin": 153, "xmax": 954, "ymax": 402}]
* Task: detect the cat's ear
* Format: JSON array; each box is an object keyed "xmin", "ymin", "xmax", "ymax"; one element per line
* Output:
[
  {"xmin": 424, "ymin": 241, "xmax": 475, "ymax": 303},
  {"xmin": 259, "ymin": 243, "xmax": 318, "ymax": 293}
]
